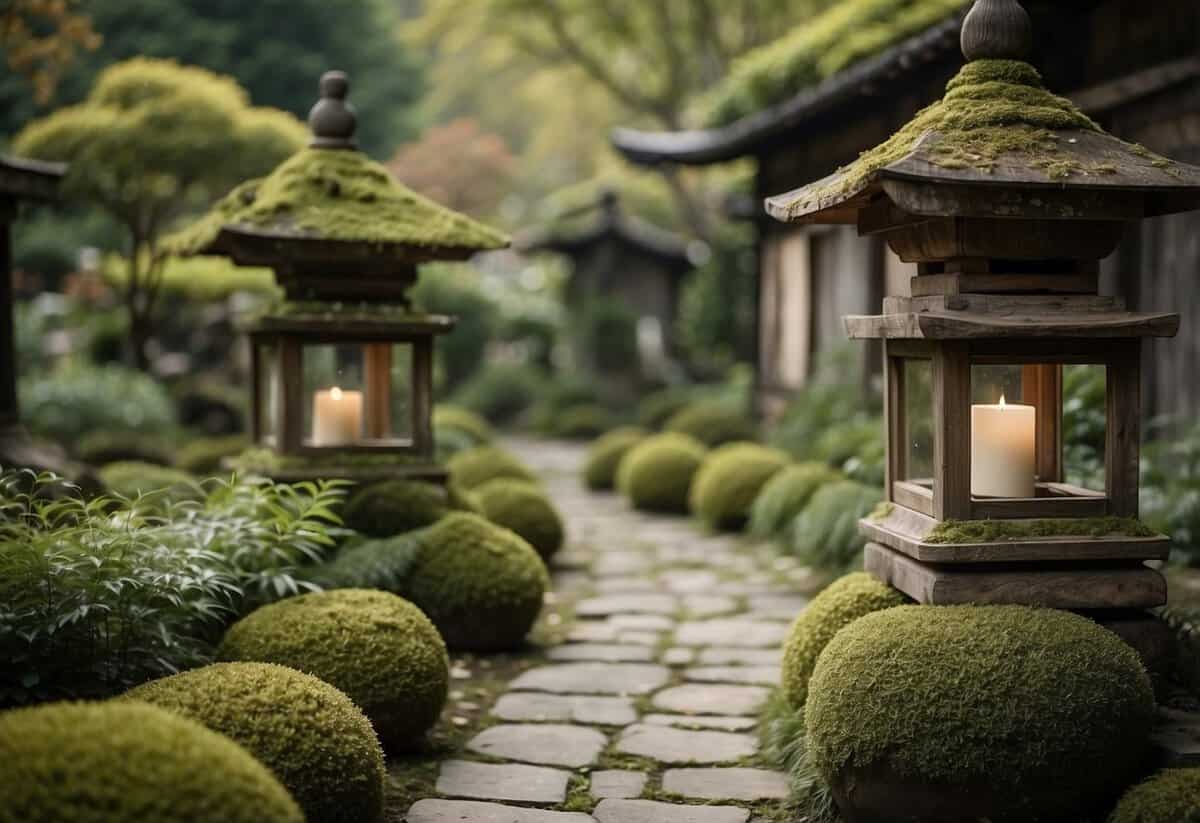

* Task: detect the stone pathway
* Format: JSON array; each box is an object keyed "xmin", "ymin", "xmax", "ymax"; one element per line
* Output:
[{"xmin": 405, "ymin": 438, "xmax": 818, "ymax": 822}]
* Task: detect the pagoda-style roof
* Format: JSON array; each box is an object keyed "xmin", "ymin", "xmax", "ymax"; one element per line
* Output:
[{"xmin": 0, "ymin": 155, "xmax": 65, "ymax": 203}]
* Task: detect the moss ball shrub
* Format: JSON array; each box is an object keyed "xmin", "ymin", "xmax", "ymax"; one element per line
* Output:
[
  {"xmin": 475, "ymin": 478, "xmax": 564, "ymax": 560},
  {"xmin": 452, "ymin": 364, "xmax": 545, "ymax": 425},
  {"xmin": 637, "ymin": 388, "xmax": 693, "ymax": 430},
  {"xmin": 447, "ymin": 445, "xmax": 536, "ymax": 490},
  {"xmin": 1108, "ymin": 769, "xmax": 1200, "ymax": 823},
  {"xmin": 341, "ymin": 479, "xmax": 463, "ymax": 537},
  {"xmin": 749, "ymin": 462, "xmax": 843, "ymax": 540},
  {"xmin": 98, "ymin": 460, "xmax": 199, "ymax": 501},
  {"xmin": 781, "ymin": 572, "xmax": 906, "ymax": 708},
  {"xmin": 174, "ymin": 434, "xmax": 250, "ymax": 475},
  {"xmin": 76, "ymin": 429, "xmax": 174, "ymax": 466},
  {"xmin": 0, "ymin": 701, "xmax": 303, "ymax": 823},
  {"xmin": 553, "ymin": 404, "xmax": 615, "ymax": 440},
  {"xmin": 790, "ymin": 480, "xmax": 883, "ymax": 570},
  {"xmin": 583, "ymin": 427, "xmax": 647, "ymax": 490},
  {"xmin": 404, "ymin": 513, "xmax": 549, "ymax": 651},
  {"xmin": 218, "ymin": 589, "xmax": 449, "ymax": 751},
  {"xmin": 433, "ymin": 405, "xmax": 493, "ymax": 446},
  {"xmin": 617, "ymin": 432, "xmax": 708, "ymax": 514},
  {"xmin": 665, "ymin": 404, "xmax": 758, "ymax": 447},
  {"xmin": 807, "ymin": 605, "xmax": 1156, "ymax": 822},
  {"xmin": 689, "ymin": 442, "xmax": 790, "ymax": 531},
  {"xmin": 125, "ymin": 662, "xmax": 385, "ymax": 823}
]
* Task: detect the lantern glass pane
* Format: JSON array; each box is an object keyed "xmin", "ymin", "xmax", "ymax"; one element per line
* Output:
[
  {"xmin": 385, "ymin": 343, "xmax": 415, "ymax": 441},
  {"xmin": 302, "ymin": 343, "xmax": 366, "ymax": 447},
  {"xmin": 902, "ymin": 358, "xmax": 934, "ymax": 484},
  {"xmin": 256, "ymin": 342, "xmax": 280, "ymax": 446},
  {"xmin": 1063, "ymin": 364, "xmax": 1106, "ymax": 490},
  {"xmin": 971, "ymin": 365, "xmax": 1023, "ymax": 405}
]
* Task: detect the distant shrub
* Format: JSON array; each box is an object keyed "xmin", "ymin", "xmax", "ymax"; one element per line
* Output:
[
  {"xmin": 412, "ymin": 264, "xmax": 497, "ymax": 392},
  {"xmin": 476, "ymin": 478, "xmax": 564, "ymax": 560},
  {"xmin": 749, "ymin": 462, "xmax": 843, "ymax": 540},
  {"xmin": 174, "ymin": 434, "xmax": 250, "ymax": 475},
  {"xmin": 689, "ymin": 442, "xmax": 790, "ymax": 531},
  {"xmin": 97, "ymin": 461, "xmax": 200, "ymax": 502},
  {"xmin": 21, "ymin": 364, "xmax": 175, "ymax": 447},
  {"xmin": 433, "ymin": 405, "xmax": 493, "ymax": 445},
  {"xmin": 579, "ymin": 297, "xmax": 639, "ymax": 375},
  {"xmin": 768, "ymin": 345, "xmax": 881, "ymax": 461},
  {"xmin": 554, "ymin": 404, "xmax": 615, "ymax": 440},
  {"xmin": 636, "ymin": 388, "xmax": 693, "ymax": 430},
  {"xmin": 618, "ymin": 432, "xmax": 708, "ymax": 513},
  {"xmin": 75, "ymin": 428, "xmax": 174, "ymax": 466},
  {"xmin": 447, "ymin": 445, "xmax": 535, "ymax": 490},
  {"xmin": 790, "ymin": 481, "xmax": 883, "ymax": 570},
  {"xmin": 172, "ymin": 377, "xmax": 247, "ymax": 435},
  {"xmin": 665, "ymin": 404, "xmax": 757, "ymax": 448},
  {"xmin": 1108, "ymin": 768, "xmax": 1200, "ymax": 823},
  {"xmin": 452, "ymin": 364, "xmax": 545, "ymax": 425},
  {"xmin": 528, "ymin": 377, "xmax": 603, "ymax": 433},
  {"xmin": 583, "ymin": 427, "xmax": 647, "ymax": 491}
]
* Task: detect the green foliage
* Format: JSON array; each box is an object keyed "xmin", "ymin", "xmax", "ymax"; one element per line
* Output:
[
  {"xmin": 529, "ymin": 377, "xmax": 603, "ymax": 433},
  {"xmin": 1143, "ymin": 423, "xmax": 1200, "ymax": 568},
  {"xmin": 618, "ymin": 432, "xmax": 708, "ymax": 514},
  {"xmin": 433, "ymin": 404, "xmax": 494, "ymax": 446},
  {"xmin": 20, "ymin": 364, "xmax": 175, "ymax": 447},
  {"xmin": 0, "ymin": 701, "xmax": 303, "ymax": 823},
  {"xmin": 125, "ymin": 662, "xmax": 386, "ymax": 823},
  {"xmin": 452, "ymin": 364, "xmax": 546, "ymax": 425},
  {"xmin": 171, "ymin": 377, "xmax": 247, "ymax": 436},
  {"xmin": 583, "ymin": 427, "xmax": 647, "ymax": 491},
  {"xmin": 758, "ymin": 693, "xmax": 838, "ymax": 823},
  {"xmin": 103, "ymin": 253, "xmax": 278, "ymax": 301},
  {"xmin": 781, "ymin": 572, "xmax": 907, "ymax": 708},
  {"xmin": 665, "ymin": 404, "xmax": 757, "ymax": 448},
  {"xmin": 75, "ymin": 428, "xmax": 175, "ymax": 466},
  {"xmin": 219, "ymin": 589, "xmax": 449, "ymax": 750},
  {"xmin": 98, "ymin": 461, "xmax": 200, "ymax": 501},
  {"xmin": 578, "ymin": 297, "xmax": 639, "ymax": 375},
  {"xmin": 675, "ymin": 221, "xmax": 757, "ymax": 374},
  {"xmin": 341, "ymin": 480, "xmax": 462, "ymax": 538},
  {"xmin": 476, "ymin": 478, "xmax": 565, "ymax": 560},
  {"xmin": 305, "ymin": 533, "xmax": 424, "ymax": 594},
  {"xmin": 749, "ymin": 462, "xmax": 843, "ymax": 541},
  {"xmin": 447, "ymin": 445, "xmax": 536, "ymax": 490},
  {"xmin": 926, "ymin": 517, "xmax": 1157, "ymax": 545},
  {"xmin": 811, "ymin": 417, "xmax": 883, "ymax": 481},
  {"xmin": 1064, "ymin": 364, "xmax": 1107, "ymax": 488},
  {"xmin": 636, "ymin": 388, "xmax": 693, "ymax": 431},
  {"xmin": 789, "ymin": 481, "xmax": 883, "ymax": 571},
  {"xmin": 689, "ymin": 442, "xmax": 790, "ymax": 531},
  {"xmin": 1108, "ymin": 769, "xmax": 1200, "ymax": 823},
  {"xmin": 413, "ymin": 266, "xmax": 498, "ymax": 392},
  {"xmin": 403, "ymin": 513, "xmax": 549, "ymax": 651},
  {"xmin": 174, "ymin": 435, "xmax": 251, "ymax": 475},
  {"xmin": 554, "ymin": 404, "xmax": 616, "ymax": 440},
  {"xmin": 807, "ymin": 606, "xmax": 1155, "ymax": 822}
]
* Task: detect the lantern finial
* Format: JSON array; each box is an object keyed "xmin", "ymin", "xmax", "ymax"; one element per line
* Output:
[
  {"xmin": 308, "ymin": 70, "xmax": 357, "ymax": 149},
  {"xmin": 961, "ymin": 0, "xmax": 1033, "ymax": 62}
]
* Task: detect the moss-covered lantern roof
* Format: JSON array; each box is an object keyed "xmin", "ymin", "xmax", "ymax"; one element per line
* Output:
[
  {"xmin": 167, "ymin": 72, "xmax": 509, "ymax": 267},
  {"xmin": 765, "ymin": 0, "xmax": 1200, "ymax": 225}
]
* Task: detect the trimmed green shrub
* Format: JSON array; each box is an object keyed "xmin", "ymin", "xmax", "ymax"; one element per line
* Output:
[
  {"xmin": 1108, "ymin": 769, "xmax": 1200, "ymax": 823},
  {"xmin": 75, "ymin": 429, "xmax": 174, "ymax": 466},
  {"xmin": 433, "ymin": 405, "xmax": 494, "ymax": 446},
  {"xmin": 404, "ymin": 513, "xmax": 549, "ymax": 651},
  {"xmin": 689, "ymin": 442, "xmax": 790, "ymax": 531},
  {"xmin": 125, "ymin": 662, "xmax": 386, "ymax": 823},
  {"xmin": 807, "ymin": 605, "xmax": 1156, "ymax": 822},
  {"xmin": 637, "ymin": 388, "xmax": 694, "ymax": 431},
  {"xmin": 218, "ymin": 589, "xmax": 449, "ymax": 750},
  {"xmin": 781, "ymin": 572, "xmax": 907, "ymax": 708},
  {"xmin": 21, "ymin": 364, "xmax": 175, "ymax": 447},
  {"xmin": 665, "ymin": 404, "xmax": 757, "ymax": 447},
  {"xmin": 583, "ymin": 427, "xmax": 647, "ymax": 491},
  {"xmin": 618, "ymin": 432, "xmax": 708, "ymax": 513},
  {"xmin": 452, "ymin": 364, "xmax": 545, "ymax": 425},
  {"xmin": 341, "ymin": 479, "xmax": 462, "ymax": 537},
  {"xmin": 174, "ymin": 434, "xmax": 250, "ymax": 475},
  {"xmin": 307, "ymin": 533, "xmax": 423, "ymax": 593},
  {"xmin": 553, "ymin": 404, "xmax": 615, "ymax": 440},
  {"xmin": 476, "ymin": 478, "xmax": 564, "ymax": 560},
  {"xmin": 0, "ymin": 701, "xmax": 303, "ymax": 823},
  {"xmin": 790, "ymin": 480, "xmax": 883, "ymax": 570},
  {"xmin": 97, "ymin": 461, "xmax": 199, "ymax": 501},
  {"xmin": 749, "ymin": 462, "xmax": 843, "ymax": 540},
  {"xmin": 447, "ymin": 445, "xmax": 536, "ymax": 490}
]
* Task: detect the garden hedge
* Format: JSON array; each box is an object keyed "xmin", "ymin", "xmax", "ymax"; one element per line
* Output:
[
  {"xmin": 1108, "ymin": 768, "xmax": 1200, "ymax": 823},
  {"xmin": 0, "ymin": 701, "xmax": 302, "ymax": 823},
  {"xmin": 781, "ymin": 572, "xmax": 906, "ymax": 708},
  {"xmin": 583, "ymin": 427, "xmax": 647, "ymax": 491},
  {"xmin": 341, "ymin": 479, "xmax": 466, "ymax": 537},
  {"xmin": 790, "ymin": 480, "xmax": 883, "ymax": 570},
  {"xmin": 664, "ymin": 404, "xmax": 757, "ymax": 447},
  {"xmin": 617, "ymin": 432, "xmax": 708, "ymax": 514},
  {"xmin": 553, "ymin": 404, "xmax": 615, "ymax": 440},
  {"xmin": 98, "ymin": 460, "xmax": 199, "ymax": 501},
  {"xmin": 807, "ymin": 605, "xmax": 1156, "ymax": 822},
  {"xmin": 447, "ymin": 445, "xmax": 536, "ymax": 490},
  {"xmin": 403, "ymin": 512, "xmax": 549, "ymax": 651},
  {"xmin": 125, "ymin": 662, "xmax": 386, "ymax": 823},
  {"xmin": 218, "ymin": 589, "xmax": 449, "ymax": 751},
  {"xmin": 689, "ymin": 442, "xmax": 790, "ymax": 531},
  {"xmin": 475, "ymin": 478, "xmax": 564, "ymax": 560},
  {"xmin": 748, "ymin": 462, "xmax": 843, "ymax": 540}
]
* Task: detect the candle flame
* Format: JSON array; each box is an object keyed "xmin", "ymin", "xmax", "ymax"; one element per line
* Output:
[
  {"xmin": 331, "ymin": 386, "xmax": 343, "ymax": 400},
  {"xmin": 999, "ymin": 394, "xmax": 1006, "ymax": 410}
]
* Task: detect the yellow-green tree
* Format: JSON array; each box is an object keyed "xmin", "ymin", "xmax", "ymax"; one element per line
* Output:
[{"xmin": 14, "ymin": 58, "xmax": 306, "ymax": 368}]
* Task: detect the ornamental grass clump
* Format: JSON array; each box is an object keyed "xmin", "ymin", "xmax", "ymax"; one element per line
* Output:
[
  {"xmin": 617, "ymin": 432, "xmax": 708, "ymax": 514},
  {"xmin": 781, "ymin": 572, "xmax": 907, "ymax": 708},
  {"xmin": 689, "ymin": 442, "xmax": 790, "ymax": 531},
  {"xmin": 475, "ymin": 478, "xmax": 564, "ymax": 560},
  {"xmin": 806, "ymin": 605, "xmax": 1156, "ymax": 822},
  {"xmin": 218, "ymin": 589, "xmax": 448, "ymax": 751},
  {"xmin": 749, "ymin": 462, "xmax": 843, "ymax": 540},
  {"xmin": 665, "ymin": 404, "xmax": 758, "ymax": 447},
  {"xmin": 341, "ymin": 479, "xmax": 464, "ymax": 537},
  {"xmin": 1107, "ymin": 768, "xmax": 1200, "ymax": 823},
  {"xmin": 447, "ymin": 445, "xmax": 536, "ymax": 490},
  {"xmin": 0, "ymin": 701, "xmax": 303, "ymax": 823},
  {"xmin": 125, "ymin": 662, "xmax": 386, "ymax": 823},
  {"xmin": 583, "ymin": 427, "xmax": 647, "ymax": 491},
  {"xmin": 790, "ymin": 480, "xmax": 883, "ymax": 571}
]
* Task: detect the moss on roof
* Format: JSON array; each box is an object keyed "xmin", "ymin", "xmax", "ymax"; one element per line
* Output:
[
  {"xmin": 168, "ymin": 147, "xmax": 509, "ymax": 256},
  {"xmin": 701, "ymin": 0, "xmax": 968, "ymax": 127}
]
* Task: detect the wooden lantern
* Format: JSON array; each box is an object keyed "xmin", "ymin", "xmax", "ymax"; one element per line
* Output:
[
  {"xmin": 170, "ymin": 71, "xmax": 509, "ymax": 483},
  {"xmin": 764, "ymin": 0, "xmax": 1200, "ymax": 609}
]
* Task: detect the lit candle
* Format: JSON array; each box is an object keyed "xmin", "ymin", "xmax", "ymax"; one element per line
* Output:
[
  {"xmin": 970, "ymin": 395, "xmax": 1036, "ymax": 498},
  {"xmin": 312, "ymin": 386, "xmax": 363, "ymax": 446}
]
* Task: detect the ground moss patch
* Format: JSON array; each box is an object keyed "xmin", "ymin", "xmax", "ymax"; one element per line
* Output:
[
  {"xmin": 689, "ymin": 442, "xmax": 790, "ymax": 531},
  {"xmin": 926, "ymin": 516, "xmax": 1157, "ymax": 544}
]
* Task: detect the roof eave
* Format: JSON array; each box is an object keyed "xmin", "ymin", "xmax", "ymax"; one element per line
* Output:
[{"xmin": 0, "ymin": 156, "xmax": 67, "ymax": 202}]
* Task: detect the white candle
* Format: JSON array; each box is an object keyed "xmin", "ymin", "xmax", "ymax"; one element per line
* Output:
[
  {"xmin": 971, "ymin": 395, "xmax": 1036, "ymax": 498},
  {"xmin": 312, "ymin": 386, "xmax": 363, "ymax": 446}
]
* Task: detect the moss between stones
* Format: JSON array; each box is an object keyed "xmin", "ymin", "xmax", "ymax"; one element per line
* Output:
[
  {"xmin": 749, "ymin": 463, "xmax": 845, "ymax": 540},
  {"xmin": 807, "ymin": 605, "xmax": 1156, "ymax": 821},
  {"xmin": 617, "ymin": 432, "xmax": 709, "ymax": 514},
  {"xmin": 664, "ymin": 404, "xmax": 758, "ymax": 448},
  {"xmin": 433, "ymin": 405, "xmax": 493, "ymax": 446},
  {"xmin": 583, "ymin": 427, "xmax": 648, "ymax": 491},
  {"xmin": 403, "ymin": 512, "xmax": 549, "ymax": 651},
  {"xmin": 475, "ymin": 478, "xmax": 565, "ymax": 561},
  {"xmin": 218, "ymin": 589, "xmax": 449, "ymax": 751},
  {"xmin": 97, "ymin": 460, "xmax": 200, "ymax": 501},
  {"xmin": 781, "ymin": 572, "xmax": 907, "ymax": 708},
  {"xmin": 689, "ymin": 442, "xmax": 791, "ymax": 531},
  {"xmin": 125, "ymin": 662, "xmax": 386, "ymax": 823},
  {"xmin": 167, "ymin": 148, "xmax": 509, "ymax": 255},
  {"xmin": 446, "ymin": 445, "xmax": 536, "ymax": 491},
  {"xmin": 341, "ymin": 479, "xmax": 462, "ymax": 537},
  {"xmin": 1108, "ymin": 768, "xmax": 1200, "ymax": 823},
  {"xmin": 0, "ymin": 701, "xmax": 303, "ymax": 823},
  {"xmin": 926, "ymin": 516, "xmax": 1157, "ymax": 544}
]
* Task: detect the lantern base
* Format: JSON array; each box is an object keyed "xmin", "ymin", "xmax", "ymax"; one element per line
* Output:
[
  {"xmin": 864, "ymin": 542, "xmax": 1166, "ymax": 609},
  {"xmin": 222, "ymin": 452, "xmax": 447, "ymax": 486}
]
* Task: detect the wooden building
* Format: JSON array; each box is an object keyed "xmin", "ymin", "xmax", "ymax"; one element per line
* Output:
[{"xmin": 613, "ymin": 0, "xmax": 1200, "ymax": 421}]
